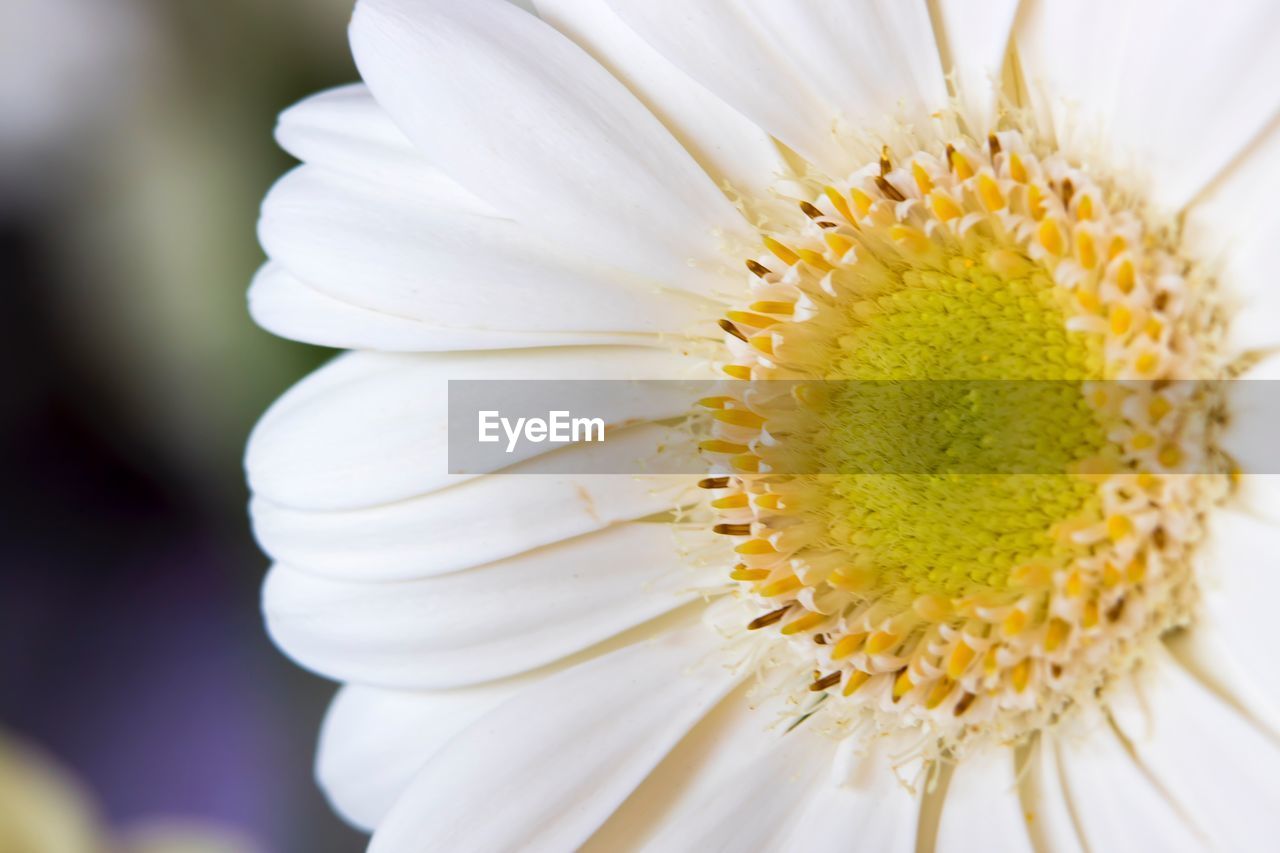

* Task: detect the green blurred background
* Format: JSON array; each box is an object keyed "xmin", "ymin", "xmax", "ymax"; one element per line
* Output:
[{"xmin": 1, "ymin": 0, "xmax": 377, "ymax": 848}]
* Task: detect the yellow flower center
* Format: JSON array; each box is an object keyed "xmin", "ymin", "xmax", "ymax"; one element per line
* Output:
[{"xmin": 701, "ymin": 129, "xmax": 1231, "ymax": 745}]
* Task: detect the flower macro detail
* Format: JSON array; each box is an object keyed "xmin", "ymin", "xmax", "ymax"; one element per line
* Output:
[{"xmin": 248, "ymin": 0, "xmax": 1280, "ymax": 850}]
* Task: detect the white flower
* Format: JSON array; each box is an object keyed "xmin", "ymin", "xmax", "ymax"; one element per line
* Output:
[{"xmin": 247, "ymin": 0, "xmax": 1280, "ymax": 850}]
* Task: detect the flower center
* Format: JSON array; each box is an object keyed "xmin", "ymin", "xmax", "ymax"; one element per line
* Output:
[{"xmin": 700, "ymin": 129, "xmax": 1231, "ymax": 746}]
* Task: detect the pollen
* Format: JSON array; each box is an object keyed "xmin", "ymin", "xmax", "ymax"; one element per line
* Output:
[{"xmin": 700, "ymin": 128, "xmax": 1232, "ymax": 750}]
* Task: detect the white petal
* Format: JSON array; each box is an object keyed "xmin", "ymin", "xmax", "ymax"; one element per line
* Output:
[
  {"xmin": 1182, "ymin": 119, "xmax": 1280, "ymax": 352},
  {"xmin": 605, "ymin": 0, "xmax": 946, "ymax": 174},
  {"xmin": 349, "ymin": 0, "xmax": 751, "ymax": 294},
  {"xmin": 1016, "ymin": 737, "xmax": 1086, "ymax": 853},
  {"xmin": 775, "ymin": 743, "xmax": 920, "ymax": 853},
  {"xmin": 1015, "ymin": 0, "xmax": 1280, "ymax": 213},
  {"xmin": 1054, "ymin": 713, "xmax": 1202, "ymax": 852},
  {"xmin": 263, "ymin": 523, "xmax": 705, "ymax": 689},
  {"xmin": 246, "ymin": 348, "xmax": 706, "ymax": 511},
  {"xmin": 316, "ymin": 681, "xmax": 526, "ymax": 831},
  {"xmin": 259, "ymin": 166, "xmax": 709, "ymax": 336},
  {"xmin": 931, "ymin": 0, "xmax": 1020, "ymax": 129},
  {"xmin": 1192, "ymin": 507, "xmax": 1280, "ymax": 713},
  {"xmin": 368, "ymin": 626, "xmax": 742, "ymax": 852},
  {"xmin": 935, "ymin": 746, "xmax": 1033, "ymax": 852},
  {"xmin": 532, "ymin": 0, "xmax": 786, "ymax": 201},
  {"xmin": 252, "ymin": 425, "xmax": 695, "ymax": 582},
  {"xmin": 249, "ymin": 263, "xmax": 644, "ymax": 352},
  {"xmin": 274, "ymin": 84, "xmax": 492, "ymax": 207},
  {"xmin": 1108, "ymin": 647, "xmax": 1280, "ymax": 852}
]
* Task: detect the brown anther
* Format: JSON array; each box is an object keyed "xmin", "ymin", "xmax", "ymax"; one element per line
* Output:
[
  {"xmin": 1061, "ymin": 179, "xmax": 1075, "ymax": 207},
  {"xmin": 745, "ymin": 259, "xmax": 772, "ymax": 278},
  {"xmin": 799, "ymin": 201, "xmax": 824, "ymax": 220},
  {"xmin": 1154, "ymin": 291, "xmax": 1170, "ymax": 311},
  {"xmin": 713, "ymin": 523, "xmax": 751, "ymax": 536},
  {"xmin": 953, "ymin": 692, "xmax": 977, "ymax": 716},
  {"xmin": 875, "ymin": 176, "xmax": 906, "ymax": 202},
  {"xmin": 988, "ymin": 133, "xmax": 1001, "ymax": 156},
  {"xmin": 1051, "ymin": 663, "xmax": 1064, "ymax": 678},
  {"xmin": 698, "ymin": 476, "xmax": 731, "ymax": 489},
  {"xmin": 1107, "ymin": 597, "xmax": 1127, "ymax": 622},
  {"xmin": 813, "ymin": 634, "xmax": 827, "ymax": 645},
  {"xmin": 946, "ymin": 143, "xmax": 957, "ymax": 168},
  {"xmin": 748, "ymin": 604, "xmax": 793, "ymax": 630},
  {"xmin": 718, "ymin": 318, "xmax": 748, "ymax": 342},
  {"xmin": 879, "ymin": 146, "xmax": 891, "ymax": 176},
  {"xmin": 809, "ymin": 671, "xmax": 842, "ymax": 692}
]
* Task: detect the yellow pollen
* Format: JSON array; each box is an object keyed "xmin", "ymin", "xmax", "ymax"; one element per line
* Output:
[
  {"xmin": 1116, "ymin": 259, "xmax": 1136, "ymax": 294},
  {"xmin": 700, "ymin": 439, "xmax": 749, "ymax": 454},
  {"xmin": 842, "ymin": 670, "xmax": 871, "ymax": 696},
  {"xmin": 1009, "ymin": 152, "xmax": 1028, "ymax": 183},
  {"xmin": 926, "ymin": 678, "xmax": 956, "ymax": 710},
  {"xmin": 1012, "ymin": 660, "xmax": 1032, "ymax": 692},
  {"xmin": 1109, "ymin": 304, "xmax": 1133, "ymax": 335},
  {"xmin": 946, "ymin": 642, "xmax": 977, "ymax": 678},
  {"xmin": 1044, "ymin": 619, "xmax": 1070, "ymax": 652},
  {"xmin": 824, "ymin": 186, "xmax": 855, "ymax": 223},
  {"xmin": 866, "ymin": 632, "xmax": 900, "ymax": 655},
  {"xmin": 750, "ymin": 300, "xmax": 795, "ymax": 315},
  {"xmin": 726, "ymin": 310, "xmax": 778, "ymax": 328},
  {"xmin": 850, "ymin": 188, "xmax": 875, "ymax": 217},
  {"xmin": 1001, "ymin": 609, "xmax": 1029, "ymax": 637},
  {"xmin": 760, "ymin": 574, "xmax": 803, "ymax": 597},
  {"xmin": 764, "ymin": 237, "xmax": 800, "ymax": 266},
  {"xmin": 912, "ymin": 161, "xmax": 934, "ymax": 194},
  {"xmin": 1037, "ymin": 219, "xmax": 1065, "ymax": 255},
  {"xmin": 730, "ymin": 567, "xmax": 770, "ymax": 582},
  {"xmin": 1107, "ymin": 515, "xmax": 1134, "ymax": 542},
  {"xmin": 1076, "ymin": 195, "xmax": 1095, "ymax": 220},
  {"xmin": 830, "ymin": 633, "xmax": 866, "ymax": 660},
  {"xmin": 1075, "ymin": 228, "xmax": 1098, "ymax": 269},
  {"xmin": 735, "ymin": 539, "xmax": 776, "ymax": 556},
  {"xmin": 797, "ymin": 250, "xmax": 834, "ymax": 272},
  {"xmin": 749, "ymin": 336, "xmax": 774, "ymax": 355},
  {"xmin": 893, "ymin": 670, "xmax": 914, "ymax": 699},
  {"xmin": 711, "ymin": 493, "xmax": 751, "ymax": 509},
  {"xmin": 977, "ymin": 174, "xmax": 1005, "ymax": 211},
  {"xmin": 930, "ymin": 191, "xmax": 964, "ymax": 221},
  {"xmin": 948, "ymin": 147, "xmax": 974, "ymax": 179},
  {"xmin": 722, "ymin": 364, "xmax": 752, "ymax": 380},
  {"xmin": 824, "ymin": 233, "xmax": 855, "ymax": 256},
  {"xmin": 781, "ymin": 611, "xmax": 827, "ymax": 635}
]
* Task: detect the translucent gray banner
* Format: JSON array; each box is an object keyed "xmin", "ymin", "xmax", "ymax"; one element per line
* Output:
[{"xmin": 447, "ymin": 380, "xmax": 1274, "ymax": 475}]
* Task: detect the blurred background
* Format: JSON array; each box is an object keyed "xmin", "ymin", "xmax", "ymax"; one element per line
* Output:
[{"xmin": 1, "ymin": 0, "xmax": 373, "ymax": 848}]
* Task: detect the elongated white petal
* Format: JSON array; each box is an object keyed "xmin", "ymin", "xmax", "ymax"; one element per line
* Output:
[
  {"xmin": 263, "ymin": 523, "xmax": 707, "ymax": 689},
  {"xmin": 249, "ymin": 263, "xmax": 648, "ymax": 352},
  {"xmin": 1054, "ymin": 713, "xmax": 1202, "ymax": 852},
  {"xmin": 349, "ymin": 0, "xmax": 751, "ymax": 294},
  {"xmin": 1192, "ymin": 508, "xmax": 1280, "ymax": 713},
  {"xmin": 246, "ymin": 348, "xmax": 706, "ymax": 511},
  {"xmin": 1108, "ymin": 648, "xmax": 1280, "ymax": 852},
  {"xmin": 532, "ymin": 0, "xmax": 786, "ymax": 201},
  {"xmin": 931, "ymin": 0, "xmax": 1020, "ymax": 129},
  {"xmin": 935, "ymin": 747, "xmax": 1033, "ymax": 852},
  {"xmin": 1016, "ymin": 0, "xmax": 1280, "ymax": 214},
  {"xmin": 605, "ymin": 0, "xmax": 946, "ymax": 175},
  {"xmin": 368, "ymin": 627, "xmax": 742, "ymax": 852},
  {"xmin": 1182, "ymin": 120, "xmax": 1280, "ymax": 352},
  {"xmin": 259, "ymin": 167, "xmax": 710, "ymax": 336},
  {"xmin": 274, "ymin": 84, "xmax": 494, "ymax": 208},
  {"xmin": 1017, "ymin": 737, "xmax": 1086, "ymax": 853},
  {"xmin": 317, "ymin": 681, "xmax": 526, "ymax": 831},
  {"xmin": 252, "ymin": 425, "xmax": 694, "ymax": 582}
]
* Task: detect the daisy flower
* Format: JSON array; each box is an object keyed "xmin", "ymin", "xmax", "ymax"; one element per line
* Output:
[{"xmin": 248, "ymin": 0, "xmax": 1280, "ymax": 849}]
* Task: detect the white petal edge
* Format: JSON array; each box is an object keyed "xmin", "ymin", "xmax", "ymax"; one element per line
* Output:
[
  {"xmin": 1015, "ymin": 0, "xmax": 1280, "ymax": 214},
  {"xmin": 604, "ymin": 0, "xmax": 946, "ymax": 175},
  {"xmin": 349, "ymin": 0, "xmax": 753, "ymax": 295},
  {"xmin": 262, "ymin": 523, "xmax": 713, "ymax": 689},
  {"xmin": 931, "ymin": 0, "xmax": 1020, "ymax": 130},
  {"xmin": 246, "ymin": 348, "xmax": 710, "ymax": 511},
  {"xmin": 1053, "ymin": 708, "xmax": 1204, "ymax": 852},
  {"xmin": 248, "ymin": 263, "xmax": 653, "ymax": 352},
  {"xmin": 368, "ymin": 626, "xmax": 743, "ymax": 853},
  {"xmin": 934, "ymin": 746, "xmax": 1034, "ymax": 852},
  {"xmin": 532, "ymin": 0, "xmax": 787, "ymax": 202},
  {"xmin": 1107, "ymin": 646, "xmax": 1280, "ymax": 852},
  {"xmin": 258, "ymin": 166, "xmax": 713, "ymax": 335},
  {"xmin": 316, "ymin": 680, "xmax": 529, "ymax": 831},
  {"xmin": 251, "ymin": 424, "xmax": 696, "ymax": 582}
]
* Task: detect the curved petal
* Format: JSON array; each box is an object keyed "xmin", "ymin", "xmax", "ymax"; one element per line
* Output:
[
  {"xmin": 1015, "ymin": 0, "xmax": 1280, "ymax": 214},
  {"xmin": 258, "ymin": 166, "xmax": 711, "ymax": 336},
  {"xmin": 1108, "ymin": 647, "xmax": 1280, "ymax": 852},
  {"xmin": 931, "ymin": 0, "xmax": 1020, "ymax": 130},
  {"xmin": 246, "ymin": 348, "xmax": 707, "ymax": 511},
  {"xmin": 316, "ymin": 681, "xmax": 527, "ymax": 831},
  {"xmin": 349, "ymin": 0, "xmax": 752, "ymax": 295},
  {"xmin": 1054, "ymin": 712, "xmax": 1203, "ymax": 852},
  {"xmin": 368, "ymin": 626, "xmax": 743, "ymax": 852},
  {"xmin": 1015, "ymin": 736, "xmax": 1086, "ymax": 853},
  {"xmin": 263, "ymin": 523, "xmax": 711, "ymax": 689},
  {"xmin": 1191, "ymin": 507, "xmax": 1280, "ymax": 714},
  {"xmin": 274, "ymin": 84, "xmax": 493, "ymax": 207},
  {"xmin": 532, "ymin": 0, "xmax": 786, "ymax": 201},
  {"xmin": 252, "ymin": 425, "xmax": 695, "ymax": 582},
  {"xmin": 1182, "ymin": 118, "xmax": 1280, "ymax": 353},
  {"xmin": 605, "ymin": 0, "xmax": 945, "ymax": 175},
  {"xmin": 248, "ymin": 263, "xmax": 646, "ymax": 352},
  {"xmin": 935, "ymin": 746, "xmax": 1034, "ymax": 852}
]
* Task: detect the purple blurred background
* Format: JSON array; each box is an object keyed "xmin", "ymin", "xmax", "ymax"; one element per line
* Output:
[{"xmin": 1, "ymin": 0, "xmax": 370, "ymax": 849}]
